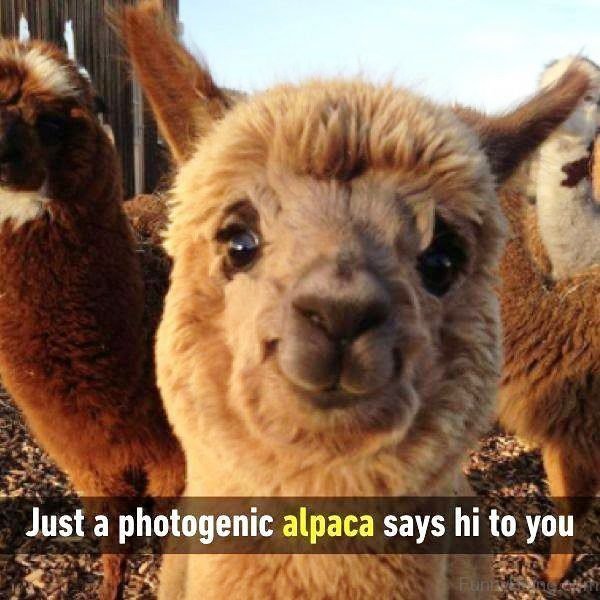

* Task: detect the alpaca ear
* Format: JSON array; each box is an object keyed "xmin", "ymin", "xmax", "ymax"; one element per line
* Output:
[
  {"xmin": 454, "ymin": 66, "xmax": 590, "ymax": 185},
  {"xmin": 110, "ymin": 0, "xmax": 232, "ymax": 164}
]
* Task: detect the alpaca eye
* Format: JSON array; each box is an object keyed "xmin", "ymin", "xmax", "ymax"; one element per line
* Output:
[
  {"xmin": 418, "ymin": 251, "xmax": 458, "ymax": 296},
  {"xmin": 36, "ymin": 114, "xmax": 67, "ymax": 145},
  {"xmin": 228, "ymin": 230, "xmax": 260, "ymax": 267},
  {"xmin": 218, "ymin": 225, "xmax": 261, "ymax": 273},
  {"xmin": 417, "ymin": 219, "xmax": 466, "ymax": 297}
]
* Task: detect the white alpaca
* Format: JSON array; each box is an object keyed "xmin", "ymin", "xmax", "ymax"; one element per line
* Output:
[{"xmin": 534, "ymin": 56, "xmax": 600, "ymax": 280}]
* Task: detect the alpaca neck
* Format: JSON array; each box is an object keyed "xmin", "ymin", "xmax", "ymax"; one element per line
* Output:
[
  {"xmin": 536, "ymin": 133, "xmax": 600, "ymax": 279},
  {"xmin": 185, "ymin": 414, "xmax": 462, "ymax": 498}
]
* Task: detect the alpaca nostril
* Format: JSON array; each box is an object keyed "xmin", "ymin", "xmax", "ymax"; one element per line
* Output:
[
  {"xmin": 307, "ymin": 310, "xmax": 326, "ymax": 330},
  {"xmin": 355, "ymin": 303, "xmax": 389, "ymax": 337},
  {"xmin": 292, "ymin": 302, "xmax": 328, "ymax": 332}
]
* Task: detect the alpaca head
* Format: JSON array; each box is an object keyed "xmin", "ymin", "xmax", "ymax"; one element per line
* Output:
[
  {"xmin": 119, "ymin": 2, "xmax": 590, "ymax": 484},
  {"xmin": 540, "ymin": 56, "xmax": 600, "ymax": 140},
  {"xmin": 0, "ymin": 40, "xmax": 102, "ymax": 227},
  {"xmin": 535, "ymin": 56, "xmax": 600, "ymax": 196},
  {"xmin": 536, "ymin": 57, "xmax": 600, "ymax": 196},
  {"xmin": 531, "ymin": 56, "xmax": 600, "ymax": 279},
  {"xmin": 168, "ymin": 84, "xmax": 504, "ymax": 436}
]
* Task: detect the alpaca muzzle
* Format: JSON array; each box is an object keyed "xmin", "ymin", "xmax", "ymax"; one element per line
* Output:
[
  {"xmin": 0, "ymin": 111, "xmax": 44, "ymax": 190},
  {"xmin": 0, "ymin": 113, "xmax": 23, "ymax": 168},
  {"xmin": 276, "ymin": 262, "xmax": 398, "ymax": 407}
]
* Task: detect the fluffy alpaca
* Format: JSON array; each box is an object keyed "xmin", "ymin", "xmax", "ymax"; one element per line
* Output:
[
  {"xmin": 499, "ymin": 176, "xmax": 600, "ymax": 582},
  {"xmin": 499, "ymin": 57, "xmax": 600, "ymax": 582},
  {"xmin": 0, "ymin": 40, "xmax": 185, "ymax": 599},
  {"xmin": 532, "ymin": 56, "xmax": 600, "ymax": 279},
  {"xmin": 118, "ymin": 3, "xmax": 590, "ymax": 598}
]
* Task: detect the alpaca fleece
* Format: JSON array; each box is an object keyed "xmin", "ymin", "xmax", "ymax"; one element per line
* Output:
[
  {"xmin": 124, "ymin": 194, "xmax": 172, "ymax": 341},
  {"xmin": 500, "ymin": 189, "xmax": 600, "ymax": 450},
  {"xmin": 498, "ymin": 184, "xmax": 600, "ymax": 583}
]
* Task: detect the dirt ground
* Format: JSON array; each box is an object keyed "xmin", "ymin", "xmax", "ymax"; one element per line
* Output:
[{"xmin": 1, "ymin": 389, "xmax": 599, "ymax": 600}]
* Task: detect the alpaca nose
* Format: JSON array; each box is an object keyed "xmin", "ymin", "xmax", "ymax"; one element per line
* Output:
[
  {"xmin": 292, "ymin": 287, "xmax": 390, "ymax": 346},
  {"xmin": 277, "ymin": 263, "xmax": 396, "ymax": 400}
]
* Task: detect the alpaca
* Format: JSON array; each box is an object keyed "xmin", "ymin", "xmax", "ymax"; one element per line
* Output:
[
  {"xmin": 498, "ymin": 58, "xmax": 600, "ymax": 583},
  {"xmin": 499, "ymin": 183, "xmax": 600, "ymax": 583},
  {"xmin": 532, "ymin": 56, "xmax": 600, "ymax": 279},
  {"xmin": 0, "ymin": 40, "xmax": 185, "ymax": 599},
  {"xmin": 498, "ymin": 151, "xmax": 600, "ymax": 579},
  {"xmin": 118, "ymin": 3, "xmax": 590, "ymax": 598}
]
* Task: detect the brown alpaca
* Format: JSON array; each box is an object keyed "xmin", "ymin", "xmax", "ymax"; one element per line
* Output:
[
  {"xmin": 0, "ymin": 40, "xmax": 184, "ymax": 599},
  {"xmin": 498, "ymin": 182, "xmax": 600, "ymax": 583},
  {"xmin": 118, "ymin": 3, "xmax": 590, "ymax": 598}
]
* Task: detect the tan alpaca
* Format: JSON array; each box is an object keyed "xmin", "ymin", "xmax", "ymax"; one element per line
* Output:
[{"xmin": 117, "ymin": 3, "xmax": 590, "ymax": 598}]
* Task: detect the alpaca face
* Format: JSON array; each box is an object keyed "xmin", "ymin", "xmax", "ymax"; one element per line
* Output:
[
  {"xmin": 0, "ymin": 40, "xmax": 95, "ymax": 226},
  {"xmin": 540, "ymin": 57, "xmax": 600, "ymax": 140},
  {"xmin": 164, "ymin": 82, "xmax": 504, "ymax": 445},
  {"xmin": 534, "ymin": 57, "xmax": 600, "ymax": 279}
]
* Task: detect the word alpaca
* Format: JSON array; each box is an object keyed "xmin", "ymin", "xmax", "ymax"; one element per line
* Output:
[
  {"xmin": 118, "ymin": 2, "xmax": 590, "ymax": 598},
  {"xmin": 533, "ymin": 56, "xmax": 600, "ymax": 279},
  {"xmin": 0, "ymin": 40, "xmax": 185, "ymax": 599}
]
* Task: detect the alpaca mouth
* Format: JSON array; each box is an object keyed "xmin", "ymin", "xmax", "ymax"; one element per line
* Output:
[
  {"xmin": 306, "ymin": 387, "xmax": 376, "ymax": 410},
  {"xmin": 264, "ymin": 338, "xmax": 404, "ymax": 410},
  {"xmin": 286, "ymin": 373, "xmax": 400, "ymax": 411}
]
